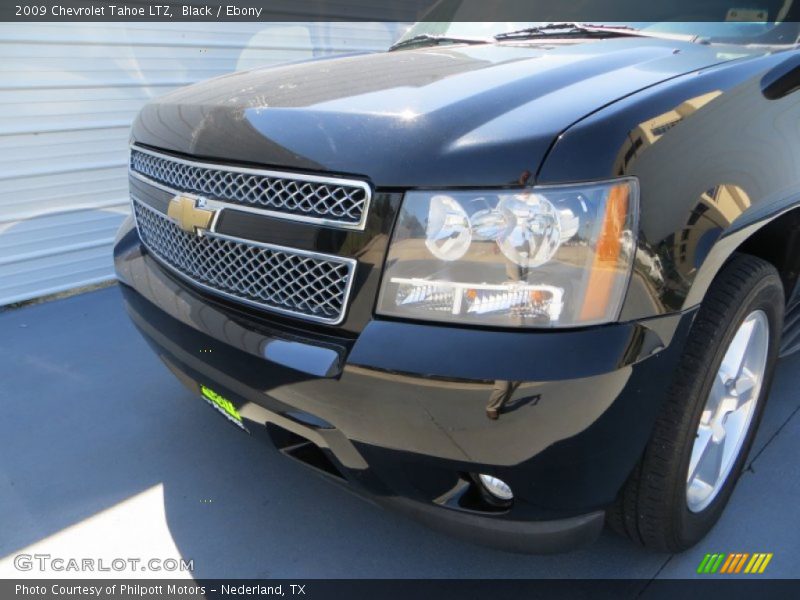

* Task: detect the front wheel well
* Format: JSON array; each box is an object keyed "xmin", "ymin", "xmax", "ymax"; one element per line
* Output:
[{"xmin": 737, "ymin": 207, "xmax": 800, "ymax": 303}]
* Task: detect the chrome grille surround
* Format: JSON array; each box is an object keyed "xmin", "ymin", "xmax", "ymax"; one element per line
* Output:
[
  {"xmin": 130, "ymin": 145, "xmax": 371, "ymax": 230},
  {"xmin": 132, "ymin": 199, "xmax": 356, "ymax": 325}
]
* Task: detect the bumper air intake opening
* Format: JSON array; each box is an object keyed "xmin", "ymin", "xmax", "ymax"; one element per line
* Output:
[{"xmin": 266, "ymin": 423, "xmax": 345, "ymax": 480}]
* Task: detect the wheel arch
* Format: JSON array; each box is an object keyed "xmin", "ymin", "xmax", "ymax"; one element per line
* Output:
[
  {"xmin": 683, "ymin": 205, "xmax": 800, "ymax": 310},
  {"xmin": 737, "ymin": 207, "xmax": 800, "ymax": 303}
]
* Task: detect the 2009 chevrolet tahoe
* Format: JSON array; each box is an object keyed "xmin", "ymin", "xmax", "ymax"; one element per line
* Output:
[{"xmin": 114, "ymin": 12, "xmax": 800, "ymax": 553}]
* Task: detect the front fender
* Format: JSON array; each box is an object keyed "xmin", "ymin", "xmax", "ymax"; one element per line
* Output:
[{"xmin": 537, "ymin": 50, "xmax": 800, "ymax": 320}]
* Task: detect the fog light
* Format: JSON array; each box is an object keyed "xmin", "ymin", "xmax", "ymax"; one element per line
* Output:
[{"xmin": 477, "ymin": 474, "xmax": 513, "ymax": 501}]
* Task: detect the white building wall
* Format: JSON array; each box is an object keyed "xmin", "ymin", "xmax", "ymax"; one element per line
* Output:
[{"xmin": 0, "ymin": 21, "xmax": 407, "ymax": 305}]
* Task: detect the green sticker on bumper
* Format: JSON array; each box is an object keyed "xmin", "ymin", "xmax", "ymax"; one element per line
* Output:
[{"xmin": 200, "ymin": 385, "xmax": 247, "ymax": 432}]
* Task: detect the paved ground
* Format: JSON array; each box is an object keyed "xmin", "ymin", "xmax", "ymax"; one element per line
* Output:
[{"xmin": 0, "ymin": 286, "xmax": 798, "ymax": 580}]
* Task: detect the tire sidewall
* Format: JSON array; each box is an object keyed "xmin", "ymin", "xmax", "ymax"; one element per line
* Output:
[{"xmin": 676, "ymin": 272, "xmax": 784, "ymax": 546}]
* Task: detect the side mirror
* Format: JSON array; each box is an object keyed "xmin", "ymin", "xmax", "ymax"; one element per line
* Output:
[{"xmin": 762, "ymin": 53, "xmax": 800, "ymax": 100}]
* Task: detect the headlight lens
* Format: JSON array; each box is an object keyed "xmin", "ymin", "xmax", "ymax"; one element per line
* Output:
[{"xmin": 376, "ymin": 179, "xmax": 639, "ymax": 328}]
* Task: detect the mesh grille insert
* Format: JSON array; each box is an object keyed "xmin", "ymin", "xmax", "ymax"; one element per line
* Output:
[
  {"xmin": 132, "ymin": 199, "xmax": 355, "ymax": 324},
  {"xmin": 130, "ymin": 147, "xmax": 369, "ymax": 227}
]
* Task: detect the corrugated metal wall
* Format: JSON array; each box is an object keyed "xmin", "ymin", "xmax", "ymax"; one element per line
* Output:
[{"xmin": 0, "ymin": 21, "xmax": 407, "ymax": 305}]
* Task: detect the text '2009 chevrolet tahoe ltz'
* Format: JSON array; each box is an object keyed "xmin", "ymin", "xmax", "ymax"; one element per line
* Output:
[{"xmin": 114, "ymin": 12, "xmax": 800, "ymax": 553}]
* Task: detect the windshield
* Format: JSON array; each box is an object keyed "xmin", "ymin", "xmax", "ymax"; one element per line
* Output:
[{"xmin": 398, "ymin": 0, "xmax": 800, "ymax": 46}]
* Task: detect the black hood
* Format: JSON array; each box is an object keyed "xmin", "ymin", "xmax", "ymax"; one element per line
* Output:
[{"xmin": 132, "ymin": 37, "xmax": 759, "ymax": 187}]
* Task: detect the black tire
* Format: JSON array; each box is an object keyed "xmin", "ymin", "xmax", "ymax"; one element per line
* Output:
[{"xmin": 608, "ymin": 253, "xmax": 784, "ymax": 551}]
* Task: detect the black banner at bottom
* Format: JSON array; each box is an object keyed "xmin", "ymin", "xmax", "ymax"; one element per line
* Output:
[{"xmin": 3, "ymin": 579, "xmax": 800, "ymax": 600}]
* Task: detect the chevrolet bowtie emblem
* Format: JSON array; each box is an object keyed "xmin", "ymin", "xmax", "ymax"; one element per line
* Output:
[{"xmin": 167, "ymin": 195, "xmax": 215, "ymax": 235}]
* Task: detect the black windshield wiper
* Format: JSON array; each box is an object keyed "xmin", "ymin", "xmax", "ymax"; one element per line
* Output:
[
  {"xmin": 389, "ymin": 34, "xmax": 491, "ymax": 51},
  {"xmin": 495, "ymin": 22, "xmax": 699, "ymax": 43},
  {"xmin": 494, "ymin": 22, "xmax": 644, "ymax": 41}
]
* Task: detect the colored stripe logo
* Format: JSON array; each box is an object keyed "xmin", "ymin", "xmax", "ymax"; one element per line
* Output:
[{"xmin": 697, "ymin": 553, "xmax": 773, "ymax": 574}]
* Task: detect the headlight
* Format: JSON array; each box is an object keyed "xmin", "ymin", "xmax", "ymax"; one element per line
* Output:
[{"xmin": 376, "ymin": 179, "xmax": 638, "ymax": 328}]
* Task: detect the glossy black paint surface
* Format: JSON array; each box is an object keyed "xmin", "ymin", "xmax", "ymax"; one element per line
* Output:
[
  {"xmin": 119, "ymin": 36, "xmax": 800, "ymax": 551},
  {"xmin": 115, "ymin": 223, "xmax": 695, "ymax": 523},
  {"xmin": 132, "ymin": 38, "xmax": 753, "ymax": 188},
  {"xmin": 539, "ymin": 50, "xmax": 800, "ymax": 319}
]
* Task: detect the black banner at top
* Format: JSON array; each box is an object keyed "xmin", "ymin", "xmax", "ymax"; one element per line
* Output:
[{"xmin": 2, "ymin": 0, "xmax": 798, "ymax": 22}]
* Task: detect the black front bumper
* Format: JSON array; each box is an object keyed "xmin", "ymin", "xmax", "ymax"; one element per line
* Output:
[{"xmin": 114, "ymin": 218, "xmax": 696, "ymax": 553}]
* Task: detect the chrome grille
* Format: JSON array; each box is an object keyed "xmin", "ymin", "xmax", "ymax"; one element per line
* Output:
[
  {"xmin": 132, "ymin": 199, "xmax": 356, "ymax": 324},
  {"xmin": 130, "ymin": 146, "xmax": 370, "ymax": 228}
]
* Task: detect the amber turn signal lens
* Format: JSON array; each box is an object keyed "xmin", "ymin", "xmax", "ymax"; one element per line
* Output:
[{"xmin": 580, "ymin": 183, "xmax": 631, "ymax": 322}]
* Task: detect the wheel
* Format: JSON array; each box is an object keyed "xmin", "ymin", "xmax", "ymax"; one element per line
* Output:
[{"xmin": 608, "ymin": 253, "xmax": 784, "ymax": 551}]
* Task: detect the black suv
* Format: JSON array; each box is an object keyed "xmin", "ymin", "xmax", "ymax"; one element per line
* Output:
[{"xmin": 115, "ymin": 16, "xmax": 800, "ymax": 553}]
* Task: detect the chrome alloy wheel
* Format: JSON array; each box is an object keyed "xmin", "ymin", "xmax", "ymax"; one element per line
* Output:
[{"xmin": 686, "ymin": 310, "xmax": 770, "ymax": 513}]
